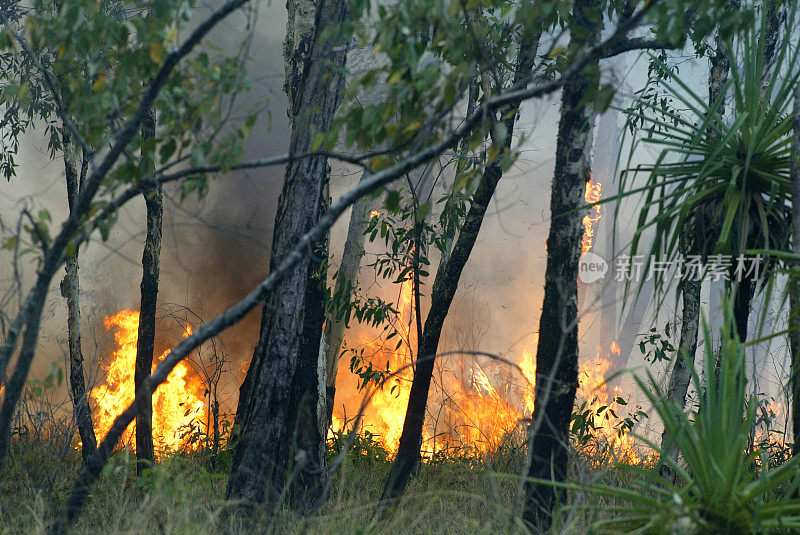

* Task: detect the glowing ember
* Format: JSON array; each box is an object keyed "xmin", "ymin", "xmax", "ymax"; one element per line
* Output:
[
  {"xmin": 581, "ymin": 180, "xmax": 602, "ymax": 254},
  {"xmin": 90, "ymin": 310, "xmax": 206, "ymax": 454}
]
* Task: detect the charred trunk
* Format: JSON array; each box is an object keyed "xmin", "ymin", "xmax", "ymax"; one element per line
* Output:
[
  {"xmin": 732, "ymin": 275, "xmax": 755, "ymax": 342},
  {"xmin": 381, "ymin": 149, "xmax": 505, "ymax": 502},
  {"xmin": 61, "ymin": 138, "xmax": 97, "ymax": 465},
  {"xmin": 522, "ymin": 0, "xmax": 601, "ymax": 528},
  {"xmin": 227, "ymin": 0, "xmax": 349, "ymax": 511},
  {"xmin": 135, "ymin": 108, "xmax": 161, "ymax": 471}
]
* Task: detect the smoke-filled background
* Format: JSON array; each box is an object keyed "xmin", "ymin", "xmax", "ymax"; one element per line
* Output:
[{"xmin": 0, "ymin": 1, "xmax": 791, "ymax": 448}]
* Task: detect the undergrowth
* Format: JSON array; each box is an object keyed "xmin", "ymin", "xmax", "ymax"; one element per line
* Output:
[{"xmin": 0, "ymin": 426, "xmax": 653, "ymax": 535}]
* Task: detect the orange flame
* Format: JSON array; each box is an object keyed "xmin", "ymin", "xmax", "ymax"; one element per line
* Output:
[
  {"xmin": 576, "ymin": 345, "xmax": 639, "ymax": 463},
  {"xmin": 472, "ymin": 364, "xmax": 501, "ymax": 401},
  {"xmin": 329, "ymin": 267, "xmax": 642, "ymax": 460},
  {"xmin": 331, "ymin": 280, "xmax": 530, "ymax": 455},
  {"xmin": 520, "ymin": 350, "xmax": 537, "ymax": 415},
  {"xmin": 332, "ymin": 280, "xmax": 417, "ymax": 452},
  {"xmin": 331, "ymin": 278, "xmax": 543, "ymax": 455},
  {"xmin": 581, "ymin": 180, "xmax": 602, "ymax": 254},
  {"xmin": 90, "ymin": 310, "xmax": 206, "ymax": 454}
]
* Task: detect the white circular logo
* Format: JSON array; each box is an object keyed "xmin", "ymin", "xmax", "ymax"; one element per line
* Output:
[{"xmin": 579, "ymin": 252, "xmax": 608, "ymax": 284}]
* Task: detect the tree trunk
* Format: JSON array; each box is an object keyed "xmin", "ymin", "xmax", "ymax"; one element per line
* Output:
[
  {"xmin": 61, "ymin": 139, "xmax": 97, "ymax": 465},
  {"xmin": 135, "ymin": 108, "xmax": 161, "ymax": 471},
  {"xmin": 657, "ymin": 3, "xmax": 739, "ymax": 471},
  {"xmin": 522, "ymin": 0, "xmax": 602, "ymax": 528},
  {"xmin": 610, "ymin": 278, "xmax": 653, "ymax": 374},
  {"xmin": 227, "ymin": 0, "xmax": 349, "ymax": 511},
  {"xmin": 789, "ymin": 85, "xmax": 800, "ymax": 457},
  {"xmin": 728, "ymin": 0, "xmax": 780, "ymax": 345},
  {"xmin": 732, "ymin": 275, "xmax": 755, "ymax": 341},
  {"xmin": 761, "ymin": 0, "xmax": 782, "ymax": 99},
  {"xmin": 708, "ymin": 1, "xmax": 739, "ymax": 115},
  {"xmin": 657, "ymin": 227, "xmax": 701, "ymax": 479},
  {"xmin": 324, "ymin": 170, "xmax": 371, "ymax": 429},
  {"xmin": 379, "ymin": 30, "xmax": 541, "ymax": 504}
]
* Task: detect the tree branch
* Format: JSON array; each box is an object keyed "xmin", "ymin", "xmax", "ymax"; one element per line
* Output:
[{"xmin": 600, "ymin": 36, "xmax": 675, "ymax": 57}]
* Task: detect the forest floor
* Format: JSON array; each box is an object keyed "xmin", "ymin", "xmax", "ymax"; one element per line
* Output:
[{"xmin": 0, "ymin": 431, "xmax": 640, "ymax": 534}]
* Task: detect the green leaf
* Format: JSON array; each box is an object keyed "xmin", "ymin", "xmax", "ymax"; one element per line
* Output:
[{"xmin": 159, "ymin": 138, "xmax": 177, "ymax": 164}]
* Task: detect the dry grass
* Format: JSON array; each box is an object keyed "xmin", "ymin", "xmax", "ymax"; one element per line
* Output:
[{"xmin": 0, "ymin": 429, "xmax": 645, "ymax": 535}]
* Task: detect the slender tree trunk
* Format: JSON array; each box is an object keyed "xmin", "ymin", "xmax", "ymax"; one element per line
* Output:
[
  {"xmin": 761, "ymin": 0, "xmax": 782, "ymax": 99},
  {"xmin": 592, "ymin": 67, "xmax": 654, "ymax": 376},
  {"xmin": 708, "ymin": 1, "xmax": 739, "ymax": 114},
  {"xmin": 135, "ymin": 108, "xmax": 161, "ymax": 471},
  {"xmin": 61, "ymin": 139, "xmax": 97, "ymax": 465},
  {"xmin": 227, "ymin": 0, "xmax": 349, "ymax": 511},
  {"xmin": 522, "ymin": 0, "xmax": 602, "ymax": 528},
  {"xmin": 324, "ymin": 171, "xmax": 371, "ymax": 429},
  {"xmin": 732, "ymin": 275, "xmax": 755, "ymax": 341},
  {"xmin": 789, "ymin": 85, "xmax": 800, "ymax": 456},
  {"xmin": 657, "ymin": 228, "xmax": 701, "ymax": 479},
  {"xmin": 657, "ymin": 2, "xmax": 739, "ymax": 469},
  {"xmin": 379, "ymin": 30, "xmax": 541, "ymax": 504}
]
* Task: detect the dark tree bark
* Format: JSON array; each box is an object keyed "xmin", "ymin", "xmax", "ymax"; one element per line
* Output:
[
  {"xmin": 729, "ymin": 0, "xmax": 777, "ymax": 346},
  {"xmin": 522, "ymin": 0, "xmax": 602, "ymax": 528},
  {"xmin": 135, "ymin": 108, "xmax": 161, "ymax": 471},
  {"xmin": 761, "ymin": 0, "xmax": 783, "ymax": 98},
  {"xmin": 379, "ymin": 29, "xmax": 541, "ymax": 504},
  {"xmin": 227, "ymin": 0, "xmax": 349, "ymax": 511},
  {"xmin": 60, "ymin": 137, "xmax": 97, "ymax": 465},
  {"xmin": 708, "ymin": 0, "xmax": 740, "ymax": 114},
  {"xmin": 789, "ymin": 85, "xmax": 800, "ymax": 457}
]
